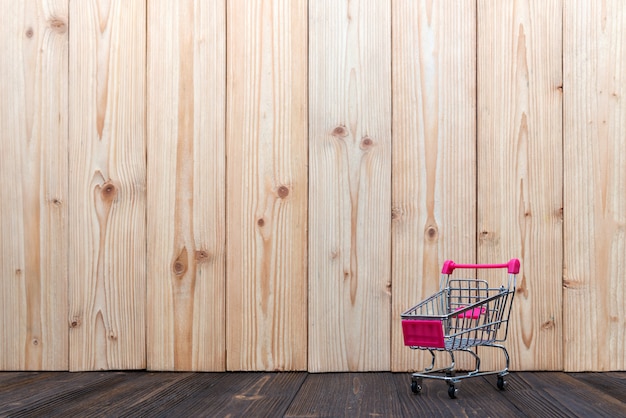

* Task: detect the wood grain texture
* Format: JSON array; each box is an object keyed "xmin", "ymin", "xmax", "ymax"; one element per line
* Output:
[
  {"xmin": 146, "ymin": 0, "xmax": 226, "ymax": 371},
  {"xmin": 570, "ymin": 372, "xmax": 626, "ymax": 403},
  {"xmin": 285, "ymin": 373, "xmax": 406, "ymax": 417},
  {"xmin": 227, "ymin": 0, "xmax": 308, "ymax": 371},
  {"xmin": 1, "ymin": 371, "xmax": 625, "ymax": 416},
  {"xmin": 391, "ymin": 0, "xmax": 477, "ymax": 372},
  {"xmin": 0, "ymin": 0, "xmax": 68, "ymax": 370},
  {"xmin": 477, "ymin": 0, "xmax": 563, "ymax": 370},
  {"xmin": 308, "ymin": 0, "xmax": 391, "ymax": 372},
  {"xmin": 150, "ymin": 373, "xmax": 307, "ymax": 417},
  {"xmin": 68, "ymin": 0, "xmax": 146, "ymax": 371},
  {"xmin": 563, "ymin": 0, "xmax": 626, "ymax": 371},
  {"xmin": 502, "ymin": 372, "xmax": 626, "ymax": 417}
]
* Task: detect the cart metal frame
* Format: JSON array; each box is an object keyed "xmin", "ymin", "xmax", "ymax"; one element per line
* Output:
[{"xmin": 401, "ymin": 259, "xmax": 520, "ymax": 398}]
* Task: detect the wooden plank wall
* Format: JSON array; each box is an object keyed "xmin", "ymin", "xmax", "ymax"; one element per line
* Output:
[
  {"xmin": 226, "ymin": 0, "xmax": 308, "ymax": 371},
  {"xmin": 391, "ymin": 0, "xmax": 477, "ymax": 372},
  {"xmin": 308, "ymin": 0, "xmax": 392, "ymax": 372},
  {"xmin": 477, "ymin": 0, "xmax": 563, "ymax": 371},
  {"xmin": 0, "ymin": 0, "xmax": 68, "ymax": 371},
  {"xmin": 563, "ymin": 0, "xmax": 626, "ymax": 371},
  {"xmin": 0, "ymin": 0, "xmax": 624, "ymax": 372},
  {"xmin": 146, "ymin": 0, "xmax": 226, "ymax": 372},
  {"xmin": 68, "ymin": 0, "xmax": 146, "ymax": 371}
]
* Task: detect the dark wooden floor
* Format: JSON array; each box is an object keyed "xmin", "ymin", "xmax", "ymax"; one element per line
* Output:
[{"xmin": 0, "ymin": 371, "xmax": 625, "ymax": 417}]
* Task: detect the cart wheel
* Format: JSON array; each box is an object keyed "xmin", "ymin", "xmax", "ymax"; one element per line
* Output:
[
  {"xmin": 497, "ymin": 376, "xmax": 508, "ymax": 390},
  {"xmin": 448, "ymin": 385, "xmax": 458, "ymax": 399},
  {"xmin": 410, "ymin": 380, "xmax": 422, "ymax": 394}
]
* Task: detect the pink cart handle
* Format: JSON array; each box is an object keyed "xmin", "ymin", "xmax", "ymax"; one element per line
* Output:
[{"xmin": 441, "ymin": 259, "xmax": 520, "ymax": 275}]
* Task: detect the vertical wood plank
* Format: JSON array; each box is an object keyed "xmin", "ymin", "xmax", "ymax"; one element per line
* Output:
[
  {"xmin": 309, "ymin": 0, "xmax": 391, "ymax": 372},
  {"xmin": 68, "ymin": 0, "xmax": 146, "ymax": 371},
  {"xmin": 477, "ymin": 0, "xmax": 563, "ymax": 370},
  {"xmin": 0, "ymin": 0, "xmax": 68, "ymax": 371},
  {"xmin": 147, "ymin": 0, "xmax": 226, "ymax": 371},
  {"xmin": 563, "ymin": 0, "xmax": 626, "ymax": 371},
  {"xmin": 391, "ymin": 0, "xmax": 477, "ymax": 372},
  {"xmin": 226, "ymin": 0, "xmax": 308, "ymax": 371}
]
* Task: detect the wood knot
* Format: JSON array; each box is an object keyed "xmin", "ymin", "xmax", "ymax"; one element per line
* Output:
[
  {"xmin": 391, "ymin": 207, "xmax": 403, "ymax": 221},
  {"xmin": 70, "ymin": 317, "xmax": 81, "ymax": 328},
  {"xmin": 425, "ymin": 224, "xmax": 438, "ymax": 240},
  {"xmin": 25, "ymin": 27, "xmax": 34, "ymax": 38},
  {"xmin": 360, "ymin": 136, "xmax": 374, "ymax": 150},
  {"xmin": 557, "ymin": 207, "xmax": 564, "ymax": 221},
  {"xmin": 331, "ymin": 125, "xmax": 348, "ymax": 138},
  {"xmin": 100, "ymin": 181, "xmax": 117, "ymax": 202},
  {"xmin": 49, "ymin": 18, "xmax": 67, "ymax": 34},
  {"xmin": 32, "ymin": 338, "xmax": 39, "ymax": 346},
  {"xmin": 516, "ymin": 275, "xmax": 529, "ymax": 297},
  {"xmin": 172, "ymin": 247, "xmax": 189, "ymax": 277},
  {"xmin": 541, "ymin": 319, "xmax": 555, "ymax": 330},
  {"xmin": 15, "ymin": 269, "xmax": 22, "ymax": 275},
  {"xmin": 257, "ymin": 218, "xmax": 265, "ymax": 227},
  {"xmin": 277, "ymin": 185, "xmax": 290, "ymax": 198},
  {"xmin": 195, "ymin": 250, "xmax": 211, "ymax": 263},
  {"xmin": 479, "ymin": 230, "xmax": 499, "ymax": 245},
  {"xmin": 173, "ymin": 261, "xmax": 186, "ymax": 276}
]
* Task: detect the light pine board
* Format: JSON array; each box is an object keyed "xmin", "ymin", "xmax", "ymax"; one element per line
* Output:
[
  {"xmin": 391, "ymin": 0, "xmax": 477, "ymax": 372},
  {"xmin": 68, "ymin": 0, "xmax": 146, "ymax": 371},
  {"xmin": 146, "ymin": 0, "xmax": 226, "ymax": 371},
  {"xmin": 563, "ymin": 0, "xmax": 626, "ymax": 371},
  {"xmin": 226, "ymin": 0, "xmax": 308, "ymax": 371},
  {"xmin": 477, "ymin": 0, "xmax": 563, "ymax": 370},
  {"xmin": 309, "ymin": 0, "xmax": 392, "ymax": 372},
  {"xmin": 0, "ymin": 0, "xmax": 68, "ymax": 370}
]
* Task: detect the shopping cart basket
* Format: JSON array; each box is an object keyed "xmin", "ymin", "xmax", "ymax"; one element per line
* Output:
[{"xmin": 401, "ymin": 259, "xmax": 520, "ymax": 398}]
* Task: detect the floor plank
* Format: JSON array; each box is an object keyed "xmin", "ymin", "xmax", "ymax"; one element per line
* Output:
[
  {"xmin": 503, "ymin": 372, "xmax": 626, "ymax": 418},
  {"xmin": 42, "ymin": 372, "xmax": 193, "ymax": 417},
  {"xmin": 101, "ymin": 373, "xmax": 230, "ymax": 417},
  {"xmin": 569, "ymin": 372, "xmax": 626, "ymax": 404},
  {"xmin": 0, "ymin": 372, "xmax": 127, "ymax": 416},
  {"xmin": 0, "ymin": 372, "xmax": 624, "ymax": 417},
  {"xmin": 284, "ymin": 373, "xmax": 406, "ymax": 417},
  {"xmin": 131, "ymin": 372, "xmax": 306, "ymax": 418},
  {"xmin": 0, "ymin": 371, "xmax": 56, "ymax": 389}
]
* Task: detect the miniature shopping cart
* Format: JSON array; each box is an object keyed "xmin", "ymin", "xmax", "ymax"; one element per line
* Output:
[{"xmin": 401, "ymin": 259, "xmax": 520, "ymax": 398}]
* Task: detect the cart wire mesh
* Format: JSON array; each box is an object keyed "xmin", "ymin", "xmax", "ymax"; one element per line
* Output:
[{"xmin": 400, "ymin": 259, "xmax": 520, "ymax": 398}]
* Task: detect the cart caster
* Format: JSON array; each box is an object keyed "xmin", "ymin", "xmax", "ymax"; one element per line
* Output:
[
  {"xmin": 497, "ymin": 376, "xmax": 508, "ymax": 390},
  {"xmin": 410, "ymin": 380, "xmax": 422, "ymax": 394},
  {"xmin": 448, "ymin": 384, "xmax": 459, "ymax": 399}
]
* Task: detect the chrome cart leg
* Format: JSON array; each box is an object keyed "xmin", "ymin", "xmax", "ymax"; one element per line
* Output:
[
  {"xmin": 443, "ymin": 351, "xmax": 460, "ymax": 398},
  {"xmin": 461, "ymin": 348, "xmax": 481, "ymax": 375},
  {"xmin": 445, "ymin": 350, "xmax": 456, "ymax": 374},
  {"xmin": 410, "ymin": 349, "xmax": 457, "ymax": 395},
  {"xmin": 424, "ymin": 349, "xmax": 436, "ymax": 371},
  {"xmin": 485, "ymin": 343, "xmax": 510, "ymax": 390}
]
